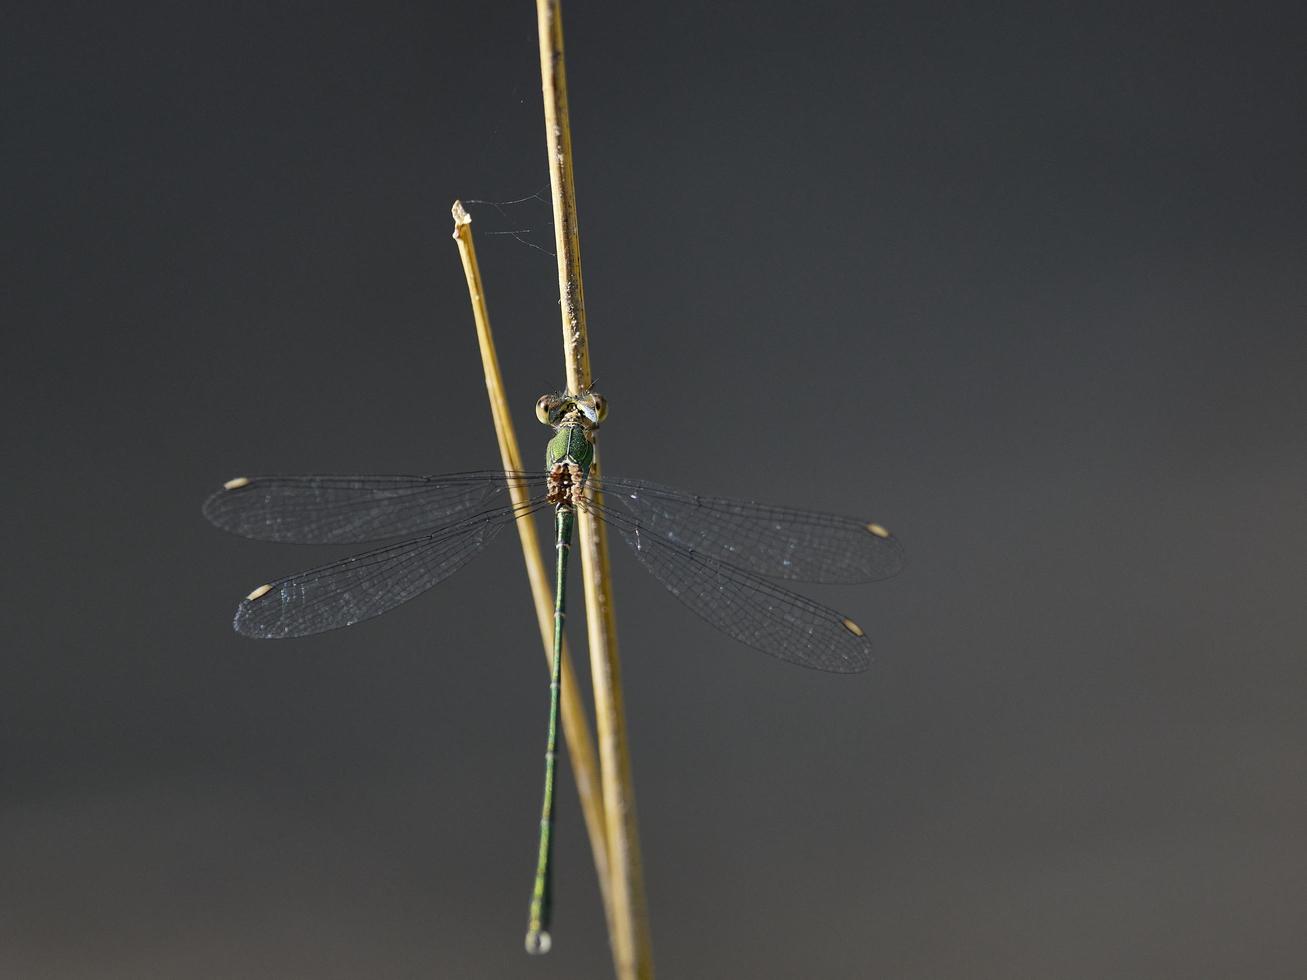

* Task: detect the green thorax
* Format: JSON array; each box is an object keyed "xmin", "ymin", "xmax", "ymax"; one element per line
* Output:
[{"xmin": 545, "ymin": 424, "xmax": 594, "ymax": 473}]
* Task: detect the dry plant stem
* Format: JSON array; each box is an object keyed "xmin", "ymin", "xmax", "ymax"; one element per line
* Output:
[
  {"xmin": 451, "ymin": 202, "xmax": 615, "ymax": 935},
  {"xmin": 536, "ymin": 3, "xmax": 654, "ymax": 978}
]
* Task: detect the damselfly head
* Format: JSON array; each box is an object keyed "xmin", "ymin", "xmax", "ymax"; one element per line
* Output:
[{"xmin": 535, "ymin": 389, "xmax": 607, "ymax": 430}]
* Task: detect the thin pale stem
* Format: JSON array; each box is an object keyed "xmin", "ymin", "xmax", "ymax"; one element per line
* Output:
[
  {"xmin": 535, "ymin": 3, "xmax": 654, "ymax": 977},
  {"xmin": 451, "ymin": 203, "xmax": 615, "ymax": 940}
]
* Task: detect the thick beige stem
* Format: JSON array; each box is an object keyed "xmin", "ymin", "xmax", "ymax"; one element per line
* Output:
[{"xmin": 535, "ymin": 3, "xmax": 654, "ymax": 977}]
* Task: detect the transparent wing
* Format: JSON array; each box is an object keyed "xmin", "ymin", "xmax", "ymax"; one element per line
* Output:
[
  {"xmin": 203, "ymin": 471, "xmax": 545, "ymax": 544},
  {"xmin": 591, "ymin": 500, "xmax": 873, "ymax": 673},
  {"xmin": 592, "ymin": 476, "xmax": 905, "ymax": 584},
  {"xmin": 233, "ymin": 497, "xmax": 547, "ymax": 638}
]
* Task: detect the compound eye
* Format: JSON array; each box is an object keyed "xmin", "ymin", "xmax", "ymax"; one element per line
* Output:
[
  {"xmin": 535, "ymin": 395, "xmax": 558, "ymax": 424},
  {"xmin": 590, "ymin": 393, "xmax": 608, "ymax": 423}
]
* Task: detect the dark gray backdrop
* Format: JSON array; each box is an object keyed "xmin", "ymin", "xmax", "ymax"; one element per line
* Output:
[{"xmin": 5, "ymin": 2, "xmax": 1304, "ymax": 977}]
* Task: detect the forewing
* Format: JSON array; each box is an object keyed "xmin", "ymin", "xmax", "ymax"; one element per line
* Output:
[
  {"xmin": 233, "ymin": 499, "xmax": 543, "ymax": 638},
  {"xmin": 597, "ymin": 504, "xmax": 873, "ymax": 673},
  {"xmin": 595, "ymin": 476, "xmax": 904, "ymax": 584},
  {"xmin": 203, "ymin": 472, "xmax": 544, "ymax": 544}
]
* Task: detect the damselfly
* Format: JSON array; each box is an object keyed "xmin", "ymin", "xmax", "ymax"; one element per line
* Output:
[{"xmin": 203, "ymin": 390, "xmax": 904, "ymax": 952}]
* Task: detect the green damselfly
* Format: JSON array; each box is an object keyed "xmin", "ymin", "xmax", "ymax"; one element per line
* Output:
[{"xmin": 202, "ymin": 390, "xmax": 904, "ymax": 952}]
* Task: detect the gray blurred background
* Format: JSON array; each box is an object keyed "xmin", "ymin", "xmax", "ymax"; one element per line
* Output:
[{"xmin": 4, "ymin": 2, "xmax": 1305, "ymax": 977}]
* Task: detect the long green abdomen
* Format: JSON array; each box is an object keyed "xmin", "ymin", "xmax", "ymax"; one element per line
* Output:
[{"xmin": 525, "ymin": 506, "xmax": 574, "ymax": 953}]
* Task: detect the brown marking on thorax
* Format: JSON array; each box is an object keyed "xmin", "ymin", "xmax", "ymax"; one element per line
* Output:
[{"xmin": 546, "ymin": 462, "xmax": 586, "ymax": 508}]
